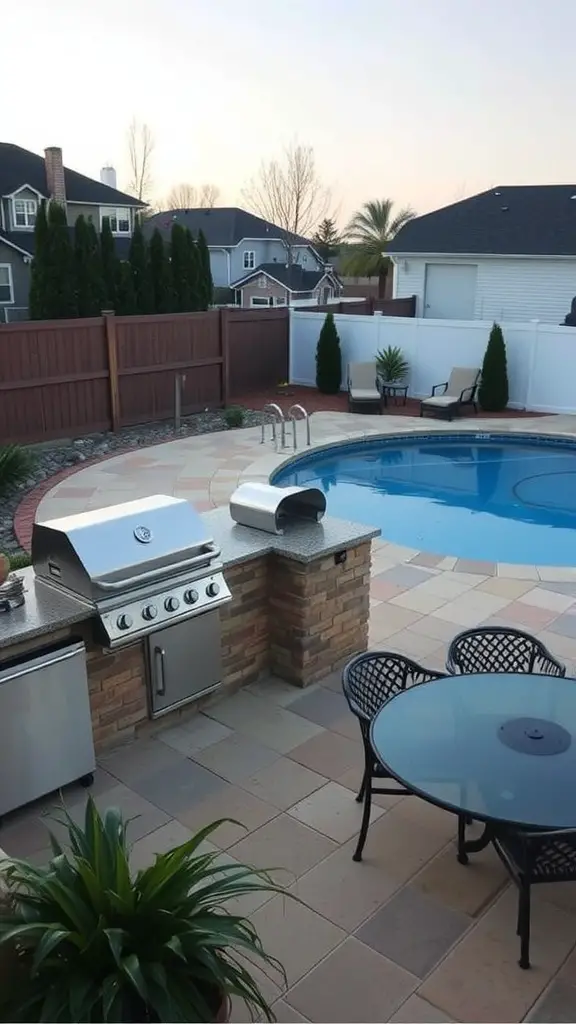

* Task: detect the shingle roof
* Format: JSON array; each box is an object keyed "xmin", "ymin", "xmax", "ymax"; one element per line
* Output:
[
  {"xmin": 0, "ymin": 143, "xmax": 144, "ymax": 208},
  {"xmin": 145, "ymin": 207, "xmax": 311, "ymax": 247},
  {"xmin": 0, "ymin": 229, "xmax": 131, "ymax": 260},
  {"xmin": 388, "ymin": 185, "xmax": 576, "ymax": 257},
  {"xmin": 230, "ymin": 262, "xmax": 333, "ymax": 292}
]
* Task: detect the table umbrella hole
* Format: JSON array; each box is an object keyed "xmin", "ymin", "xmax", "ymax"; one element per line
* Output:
[{"xmin": 498, "ymin": 717, "xmax": 571, "ymax": 756}]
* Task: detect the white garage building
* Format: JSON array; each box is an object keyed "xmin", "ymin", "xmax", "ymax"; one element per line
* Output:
[{"xmin": 388, "ymin": 185, "xmax": 576, "ymax": 325}]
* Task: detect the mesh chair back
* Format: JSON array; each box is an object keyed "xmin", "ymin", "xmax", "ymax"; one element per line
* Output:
[
  {"xmin": 342, "ymin": 651, "xmax": 446, "ymax": 724},
  {"xmin": 446, "ymin": 367, "xmax": 480, "ymax": 397},
  {"xmin": 348, "ymin": 362, "xmax": 378, "ymax": 390},
  {"xmin": 447, "ymin": 627, "xmax": 565, "ymax": 676}
]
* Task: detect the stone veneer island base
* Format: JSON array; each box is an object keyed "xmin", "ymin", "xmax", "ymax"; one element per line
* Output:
[{"xmin": 0, "ymin": 508, "xmax": 377, "ymax": 754}]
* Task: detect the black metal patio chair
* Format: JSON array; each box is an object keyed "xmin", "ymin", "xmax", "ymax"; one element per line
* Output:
[
  {"xmin": 342, "ymin": 651, "xmax": 446, "ymax": 862},
  {"xmin": 446, "ymin": 626, "xmax": 565, "ymax": 677},
  {"xmin": 492, "ymin": 826, "xmax": 576, "ymax": 969}
]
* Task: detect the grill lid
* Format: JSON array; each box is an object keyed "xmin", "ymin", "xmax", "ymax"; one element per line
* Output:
[{"xmin": 32, "ymin": 495, "xmax": 216, "ymax": 599}]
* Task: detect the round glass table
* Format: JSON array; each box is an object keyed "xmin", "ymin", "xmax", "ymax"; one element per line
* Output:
[{"xmin": 370, "ymin": 672, "xmax": 576, "ymax": 834}]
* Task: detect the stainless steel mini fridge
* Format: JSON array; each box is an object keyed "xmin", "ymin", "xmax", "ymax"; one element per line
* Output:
[{"xmin": 0, "ymin": 639, "xmax": 96, "ymax": 817}]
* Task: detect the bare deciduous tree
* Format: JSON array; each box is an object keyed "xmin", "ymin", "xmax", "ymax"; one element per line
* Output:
[
  {"xmin": 126, "ymin": 118, "xmax": 154, "ymax": 202},
  {"xmin": 165, "ymin": 182, "xmax": 220, "ymax": 210},
  {"xmin": 241, "ymin": 141, "xmax": 330, "ymax": 244}
]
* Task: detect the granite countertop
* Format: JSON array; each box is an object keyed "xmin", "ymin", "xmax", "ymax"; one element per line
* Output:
[
  {"xmin": 0, "ymin": 513, "xmax": 379, "ymax": 651},
  {"xmin": 0, "ymin": 568, "xmax": 94, "ymax": 651}
]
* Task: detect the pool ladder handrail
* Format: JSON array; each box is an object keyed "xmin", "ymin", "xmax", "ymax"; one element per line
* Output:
[
  {"xmin": 261, "ymin": 403, "xmax": 286, "ymax": 450},
  {"xmin": 288, "ymin": 404, "xmax": 311, "ymax": 449}
]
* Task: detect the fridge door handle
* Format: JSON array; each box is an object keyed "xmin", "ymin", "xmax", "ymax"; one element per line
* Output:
[
  {"xmin": 154, "ymin": 646, "xmax": 166, "ymax": 696},
  {"xmin": 0, "ymin": 645, "xmax": 83, "ymax": 685}
]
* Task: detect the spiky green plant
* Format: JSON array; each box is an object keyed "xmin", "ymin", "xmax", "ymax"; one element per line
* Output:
[
  {"xmin": 0, "ymin": 798, "xmax": 288, "ymax": 1022},
  {"xmin": 375, "ymin": 345, "xmax": 409, "ymax": 382},
  {"xmin": 0, "ymin": 445, "xmax": 34, "ymax": 496}
]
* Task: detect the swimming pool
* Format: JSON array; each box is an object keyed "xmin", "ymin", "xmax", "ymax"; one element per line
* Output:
[{"xmin": 272, "ymin": 434, "xmax": 576, "ymax": 566}]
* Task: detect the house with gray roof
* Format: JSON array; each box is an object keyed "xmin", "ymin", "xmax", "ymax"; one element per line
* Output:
[
  {"xmin": 145, "ymin": 207, "xmax": 342, "ymax": 306},
  {"xmin": 388, "ymin": 185, "xmax": 576, "ymax": 324},
  {"xmin": 0, "ymin": 143, "xmax": 145, "ymax": 320}
]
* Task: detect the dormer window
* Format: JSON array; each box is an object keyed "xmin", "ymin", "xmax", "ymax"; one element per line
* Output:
[
  {"xmin": 13, "ymin": 198, "xmax": 37, "ymax": 229},
  {"xmin": 100, "ymin": 207, "xmax": 131, "ymax": 234}
]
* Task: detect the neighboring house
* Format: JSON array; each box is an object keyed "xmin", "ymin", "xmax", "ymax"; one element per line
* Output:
[
  {"xmin": 388, "ymin": 185, "xmax": 576, "ymax": 324},
  {"xmin": 0, "ymin": 143, "xmax": 145, "ymax": 320},
  {"xmin": 145, "ymin": 207, "xmax": 342, "ymax": 305}
]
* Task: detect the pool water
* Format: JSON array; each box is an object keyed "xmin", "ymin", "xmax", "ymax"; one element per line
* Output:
[{"xmin": 272, "ymin": 435, "xmax": 576, "ymax": 566}]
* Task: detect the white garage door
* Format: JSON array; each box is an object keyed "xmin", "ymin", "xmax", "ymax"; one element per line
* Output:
[{"xmin": 423, "ymin": 263, "xmax": 477, "ymax": 320}]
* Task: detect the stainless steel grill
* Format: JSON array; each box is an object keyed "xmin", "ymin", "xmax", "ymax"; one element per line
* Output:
[{"xmin": 31, "ymin": 495, "xmax": 231, "ymax": 651}]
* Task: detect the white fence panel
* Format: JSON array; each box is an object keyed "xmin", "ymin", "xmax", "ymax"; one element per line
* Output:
[{"xmin": 290, "ymin": 312, "xmax": 576, "ymax": 414}]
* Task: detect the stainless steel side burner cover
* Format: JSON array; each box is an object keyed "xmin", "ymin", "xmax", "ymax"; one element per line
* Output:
[{"xmin": 229, "ymin": 481, "xmax": 326, "ymax": 535}]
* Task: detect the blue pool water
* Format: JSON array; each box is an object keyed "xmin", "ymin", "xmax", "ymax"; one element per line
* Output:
[{"xmin": 272, "ymin": 434, "xmax": 576, "ymax": 566}]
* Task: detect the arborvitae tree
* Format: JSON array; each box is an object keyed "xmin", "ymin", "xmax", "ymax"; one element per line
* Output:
[
  {"xmin": 85, "ymin": 219, "xmax": 105, "ymax": 314},
  {"xmin": 169, "ymin": 223, "xmax": 190, "ymax": 312},
  {"xmin": 43, "ymin": 201, "xmax": 77, "ymax": 319},
  {"xmin": 128, "ymin": 219, "xmax": 152, "ymax": 314},
  {"xmin": 197, "ymin": 229, "xmax": 213, "ymax": 309},
  {"xmin": 100, "ymin": 217, "xmax": 118, "ymax": 309},
  {"xmin": 114, "ymin": 261, "xmax": 137, "ymax": 315},
  {"xmin": 74, "ymin": 216, "xmax": 104, "ymax": 317},
  {"xmin": 28, "ymin": 200, "xmax": 49, "ymax": 319},
  {"xmin": 149, "ymin": 229, "xmax": 171, "ymax": 313},
  {"xmin": 184, "ymin": 228, "xmax": 202, "ymax": 311},
  {"xmin": 315, "ymin": 311, "xmax": 342, "ymax": 394},
  {"xmin": 478, "ymin": 322, "xmax": 509, "ymax": 412}
]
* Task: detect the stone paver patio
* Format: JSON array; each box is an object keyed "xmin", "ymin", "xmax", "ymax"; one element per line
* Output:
[{"xmin": 9, "ymin": 410, "xmax": 576, "ymax": 1021}]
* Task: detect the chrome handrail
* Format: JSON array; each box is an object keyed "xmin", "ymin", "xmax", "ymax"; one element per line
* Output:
[
  {"xmin": 261, "ymin": 403, "xmax": 286, "ymax": 450},
  {"xmin": 288, "ymin": 404, "xmax": 311, "ymax": 449}
]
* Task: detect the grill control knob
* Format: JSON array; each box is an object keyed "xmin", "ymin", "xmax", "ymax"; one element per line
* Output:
[
  {"xmin": 164, "ymin": 596, "xmax": 180, "ymax": 612},
  {"xmin": 116, "ymin": 613, "xmax": 133, "ymax": 631},
  {"xmin": 184, "ymin": 588, "xmax": 199, "ymax": 605},
  {"xmin": 206, "ymin": 581, "xmax": 220, "ymax": 598},
  {"xmin": 142, "ymin": 604, "xmax": 158, "ymax": 621}
]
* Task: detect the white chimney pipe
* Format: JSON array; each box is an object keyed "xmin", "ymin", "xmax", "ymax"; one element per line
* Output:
[{"xmin": 100, "ymin": 166, "xmax": 117, "ymax": 190}]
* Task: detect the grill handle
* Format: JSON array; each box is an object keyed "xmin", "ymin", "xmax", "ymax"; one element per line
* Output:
[
  {"xmin": 94, "ymin": 544, "xmax": 221, "ymax": 592},
  {"xmin": 154, "ymin": 646, "xmax": 166, "ymax": 696}
]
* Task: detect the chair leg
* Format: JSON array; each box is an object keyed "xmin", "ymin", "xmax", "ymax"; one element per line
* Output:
[
  {"xmin": 518, "ymin": 884, "xmax": 531, "ymax": 969},
  {"xmin": 356, "ymin": 768, "xmax": 367, "ymax": 804},
  {"xmin": 457, "ymin": 814, "xmax": 468, "ymax": 865},
  {"xmin": 353, "ymin": 778, "xmax": 372, "ymax": 862}
]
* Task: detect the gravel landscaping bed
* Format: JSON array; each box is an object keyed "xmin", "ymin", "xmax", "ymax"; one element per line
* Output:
[{"xmin": 1, "ymin": 408, "xmax": 264, "ymax": 559}]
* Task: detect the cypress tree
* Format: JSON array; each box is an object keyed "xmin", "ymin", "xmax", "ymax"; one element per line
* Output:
[
  {"xmin": 315, "ymin": 312, "xmax": 342, "ymax": 394},
  {"xmin": 74, "ymin": 215, "xmax": 103, "ymax": 317},
  {"xmin": 28, "ymin": 199, "xmax": 49, "ymax": 319},
  {"xmin": 149, "ymin": 229, "xmax": 171, "ymax": 313},
  {"xmin": 197, "ymin": 229, "xmax": 213, "ymax": 309},
  {"xmin": 478, "ymin": 322, "xmax": 509, "ymax": 412},
  {"xmin": 128, "ymin": 219, "xmax": 152, "ymax": 314},
  {"xmin": 85, "ymin": 219, "xmax": 105, "ymax": 314},
  {"xmin": 184, "ymin": 228, "xmax": 202, "ymax": 311},
  {"xmin": 169, "ymin": 223, "xmax": 190, "ymax": 312},
  {"xmin": 100, "ymin": 216, "xmax": 118, "ymax": 310},
  {"xmin": 114, "ymin": 261, "xmax": 137, "ymax": 315},
  {"xmin": 44, "ymin": 202, "xmax": 77, "ymax": 319}
]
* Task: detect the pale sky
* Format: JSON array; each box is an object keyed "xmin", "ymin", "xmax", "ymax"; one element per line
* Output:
[{"xmin": 4, "ymin": 0, "xmax": 576, "ymax": 225}]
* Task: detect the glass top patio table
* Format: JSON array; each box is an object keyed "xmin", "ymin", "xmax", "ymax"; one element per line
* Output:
[{"xmin": 370, "ymin": 672, "xmax": 576, "ymax": 830}]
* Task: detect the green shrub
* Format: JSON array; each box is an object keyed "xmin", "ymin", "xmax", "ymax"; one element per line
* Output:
[
  {"xmin": 316, "ymin": 312, "xmax": 342, "ymax": 394},
  {"xmin": 223, "ymin": 406, "xmax": 246, "ymax": 428},
  {"xmin": 8, "ymin": 552, "xmax": 32, "ymax": 571},
  {"xmin": 478, "ymin": 322, "xmax": 509, "ymax": 412},
  {"xmin": 376, "ymin": 345, "xmax": 409, "ymax": 382},
  {"xmin": 0, "ymin": 798, "xmax": 288, "ymax": 1022},
  {"xmin": 0, "ymin": 445, "xmax": 34, "ymax": 496}
]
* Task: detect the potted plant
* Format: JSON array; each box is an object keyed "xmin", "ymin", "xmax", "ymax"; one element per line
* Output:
[
  {"xmin": 0, "ymin": 798, "xmax": 288, "ymax": 1022},
  {"xmin": 375, "ymin": 345, "xmax": 409, "ymax": 385}
]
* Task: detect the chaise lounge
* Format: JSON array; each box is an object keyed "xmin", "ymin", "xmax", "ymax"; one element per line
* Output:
[
  {"xmin": 347, "ymin": 362, "xmax": 382, "ymax": 413},
  {"xmin": 420, "ymin": 367, "xmax": 480, "ymax": 421}
]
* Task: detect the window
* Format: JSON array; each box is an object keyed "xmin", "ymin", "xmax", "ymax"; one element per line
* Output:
[
  {"xmin": 257, "ymin": 275, "xmax": 267, "ymax": 288},
  {"xmin": 13, "ymin": 198, "xmax": 37, "ymax": 228},
  {"xmin": 250, "ymin": 296, "xmax": 273, "ymax": 307},
  {"xmin": 243, "ymin": 250, "xmax": 256, "ymax": 270},
  {"xmin": 0, "ymin": 265, "xmax": 14, "ymax": 304},
  {"xmin": 100, "ymin": 207, "xmax": 131, "ymax": 234},
  {"xmin": 275, "ymin": 297, "xmax": 286, "ymax": 306}
]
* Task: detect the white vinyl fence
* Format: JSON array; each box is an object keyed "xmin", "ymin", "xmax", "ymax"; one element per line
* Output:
[{"xmin": 290, "ymin": 312, "xmax": 576, "ymax": 414}]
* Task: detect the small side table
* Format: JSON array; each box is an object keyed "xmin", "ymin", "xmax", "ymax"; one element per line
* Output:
[{"xmin": 380, "ymin": 383, "xmax": 408, "ymax": 407}]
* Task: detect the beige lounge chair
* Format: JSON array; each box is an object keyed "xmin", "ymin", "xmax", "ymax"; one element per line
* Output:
[
  {"xmin": 420, "ymin": 367, "xmax": 480, "ymax": 421},
  {"xmin": 347, "ymin": 362, "xmax": 382, "ymax": 413}
]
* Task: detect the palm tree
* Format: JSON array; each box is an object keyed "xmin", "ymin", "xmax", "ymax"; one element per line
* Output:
[{"xmin": 342, "ymin": 199, "xmax": 416, "ymax": 298}]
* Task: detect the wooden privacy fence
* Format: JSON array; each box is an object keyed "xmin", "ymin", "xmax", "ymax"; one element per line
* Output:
[
  {"xmin": 307, "ymin": 296, "xmax": 417, "ymax": 317},
  {"xmin": 0, "ymin": 308, "xmax": 289, "ymax": 443}
]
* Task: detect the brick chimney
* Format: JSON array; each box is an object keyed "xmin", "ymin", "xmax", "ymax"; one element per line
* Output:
[{"xmin": 44, "ymin": 147, "xmax": 67, "ymax": 205}]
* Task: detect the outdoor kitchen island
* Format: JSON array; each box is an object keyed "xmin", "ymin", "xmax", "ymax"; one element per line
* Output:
[{"xmin": 0, "ymin": 504, "xmax": 378, "ymax": 758}]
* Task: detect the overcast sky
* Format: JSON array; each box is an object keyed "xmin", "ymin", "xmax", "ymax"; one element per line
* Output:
[{"xmin": 5, "ymin": 0, "xmax": 576, "ymax": 224}]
